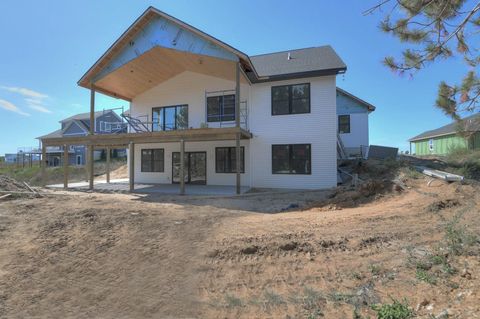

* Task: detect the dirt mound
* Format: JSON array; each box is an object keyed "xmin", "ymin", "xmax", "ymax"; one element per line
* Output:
[{"xmin": 0, "ymin": 175, "xmax": 29, "ymax": 192}]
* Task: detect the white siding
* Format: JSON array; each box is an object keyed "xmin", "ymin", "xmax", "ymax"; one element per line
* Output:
[
  {"xmin": 133, "ymin": 140, "xmax": 250, "ymax": 186},
  {"xmin": 248, "ymin": 76, "xmax": 337, "ymax": 189}
]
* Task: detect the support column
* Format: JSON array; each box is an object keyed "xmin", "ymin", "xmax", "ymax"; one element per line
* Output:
[
  {"xmin": 180, "ymin": 139, "xmax": 185, "ymax": 195},
  {"xmin": 129, "ymin": 142, "xmax": 135, "ymax": 192},
  {"xmin": 63, "ymin": 144, "xmax": 69, "ymax": 189},
  {"xmin": 88, "ymin": 145, "xmax": 94, "ymax": 190},
  {"xmin": 235, "ymin": 61, "xmax": 241, "ymax": 195},
  {"xmin": 41, "ymin": 144, "xmax": 46, "ymax": 187},
  {"xmin": 106, "ymin": 147, "xmax": 111, "ymax": 183}
]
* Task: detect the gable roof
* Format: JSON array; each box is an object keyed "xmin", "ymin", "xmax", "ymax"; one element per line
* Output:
[
  {"xmin": 409, "ymin": 113, "xmax": 480, "ymax": 142},
  {"xmin": 37, "ymin": 129, "xmax": 63, "ymax": 140},
  {"xmin": 78, "ymin": 6, "xmax": 347, "ymax": 98},
  {"xmin": 336, "ymin": 87, "xmax": 375, "ymax": 112},
  {"xmin": 60, "ymin": 109, "xmax": 120, "ymax": 123},
  {"xmin": 62, "ymin": 120, "xmax": 89, "ymax": 135}
]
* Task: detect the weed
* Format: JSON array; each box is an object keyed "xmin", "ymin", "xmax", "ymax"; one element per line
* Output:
[
  {"xmin": 371, "ymin": 298, "xmax": 414, "ymax": 319},
  {"xmin": 224, "ymin": 294, "xmax": 242, "ymax": 308},
  {"xmin": 415, "ymin": 269, "xmax": 437, "ymax": 285},
  {"xmin": 369, "ymin": 264, "xmax": 382, "ymax": 276},
  {"xmin": 261, "ymin": 290, "xmax": 284, "ymax": 310},
  {"xmin": 430, "ymin": 254, "xmax": 446, "ymax": 265},
  {"xmin": 290, "ymin": 287, "xmax": 325, "ymax": 317},
  {"xmin": 444, "ymin": 211, "xmax": 477, "ymax": 256},
  {"xmin": 328, "ymin": 291, "xmax": 355, "ymax": 304}
]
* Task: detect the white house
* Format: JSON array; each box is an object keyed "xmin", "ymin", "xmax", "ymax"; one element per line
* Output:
[{"xmin": 40, "ymin": 7, "xmax": 374, "ymax": 193}]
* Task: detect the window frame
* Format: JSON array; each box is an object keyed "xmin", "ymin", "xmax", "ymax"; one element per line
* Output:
[
  {"xmin": 206, "ymin": 94, "xmax": 236, "ymax": 123},
  {"xmin": 271, "ymin": 83, "xmax": 311, "ymax": 116},
  {"xmin": 151, "ymin": 105, "xmax": 188, "ymax": 131},
  {"xmin": 338, "ymin": 114, "xmax": 351, "ymax": 134},
  {"xmin": 215, "ymin": 146, "xmax": 245, "ymax": 173},
  {"xmin": 141, "ymin": 148, "xmax": 165, "ymax": 173},
  {"xmin": 428, "ymin": 139, "xmax": 434, "ymax": 151},
  {"xmin": 271, "ymin": 144, "xmax": 311, "ymax": 175}
]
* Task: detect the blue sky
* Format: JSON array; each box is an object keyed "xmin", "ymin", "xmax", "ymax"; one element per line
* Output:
[{"xmin": 0, "ymin": 0, "xmax": 469, "ymax": 155}]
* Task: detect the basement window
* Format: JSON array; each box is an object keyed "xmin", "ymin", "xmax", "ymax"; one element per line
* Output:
[
  {"xmin": 207, "ymin": 94, "xmax": 236, "ymax": 122},
  {"xmin": 272, "ymin": 144, "xmax": 311, "ymax": 174},
  {"xmin": 272, "ymin": 83, "xmax": 310, "ymax": 115},
  {"xmin": 215, "ymin": 147, "xmax": 245, "ymax": 173},
  {"xmin": 338, "ymin": 115, "xmax": 351, "ymax": 134},
  {"xmin": 141, "ymin": 149, "xmax": 164, "ymax": 172}
]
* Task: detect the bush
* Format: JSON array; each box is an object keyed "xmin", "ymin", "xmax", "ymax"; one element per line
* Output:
[{"xmin": 372, "ymin": 299, "xmax": 414, "ymax": 319}]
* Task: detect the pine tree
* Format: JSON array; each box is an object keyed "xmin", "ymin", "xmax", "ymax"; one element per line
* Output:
[{"xmin": 366, "ymin": 0, "xmax": 480, "ymax": 119}]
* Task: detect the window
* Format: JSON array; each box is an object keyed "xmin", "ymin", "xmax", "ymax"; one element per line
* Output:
[
  {"xmin": 338, "ymin": 115, "xmax": 350, "ymax": 134},
  {"xmin": 152, "ymin": 105, "xmax": 188, "ymax": 131},
  {"xmin": 141, "ymin": 149, "xmax": 164, "ymax": 172},
  {"xmin": 207, "ymin": 94, "xmax": 235, "ymax": 122},
  {"xmin": 429, "ymin": 139, "xmax": 434, "ymax": 151},
  {"xmin": 215, "ymin": 147, "xmax": 245, "ymax": 173},
  {"xmin": 272, "ymin": 144, "xmax": 311, "ymax": 174},
  {"xmin": 272, "ymin": 83, "xmax": 310, "ymax": 115}
]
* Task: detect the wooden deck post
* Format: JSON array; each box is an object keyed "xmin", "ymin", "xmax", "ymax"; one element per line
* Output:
[
  {"xmin": 63, "ymin": 144, "xmax": 69, "ymax": 189},
  {"xmin": 235, "ymin": 61, "xmax": 241, "ymax": 195},
  {"xmin": 180, "ymin": 139, "xmax": 185, "ymax": 195},
  {"xmin": 41, "ymin": 144, "xmax": 46, "ymax": 186},
  {"xmin": 88, "ymin": 145, "xmax": 94, "ymax": 190},
  {"xmin": 129, "ymin": 142, "xmax": 134, "ymax": 192},
  {"xmin": 106, "ymin": 147, "xmax": 111, "ymax": 183}
]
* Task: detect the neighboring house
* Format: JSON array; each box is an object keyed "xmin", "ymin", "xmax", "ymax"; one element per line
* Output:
[
  {"xmin": 40, "ymin": 7, "xmax": 375, "ymax": 191},
  {"xmin": 38, "ymin": 110, "xmax": 126, "ymax": 166},
  {"xmin": 409, "ymin": 113, "xmax": 480, "ymax": 155},
  {"xmin": 4, "ymin": 154, "xmax": 17, "ymax": 164},
  {"xmin": 336, "ymin": 88, "xmax": 375, "ymax": 157}
]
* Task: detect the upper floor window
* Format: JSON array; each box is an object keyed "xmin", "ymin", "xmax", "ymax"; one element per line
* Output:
[
  {"xmin": 207, "ymin": 94, "xmax": 235, "ymax": 122},
  {"xmin": 271, "ymin": 83, "xmax": 310, "ymax": 115},
  {"xmin": 152, "ymin": 105, "xmax": 188, "ymax": 131},
  {"xmin": 338, "ymin": 115, "xmax": 350, "ymax": 134}
]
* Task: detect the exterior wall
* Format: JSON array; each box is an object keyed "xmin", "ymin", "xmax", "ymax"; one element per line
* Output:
[
  {"xmin": 134, "ymin": 140, "xmax": 250, "ymax": 186},
  {"xmin": 63, "ymin": 121, "xmax": 87, "ymax": 136},
  {"xmin": 131, "ymin": 71, "xmax": 249, "ymax": 130},
  {"xmin": 131, "ymin": 72, "xmax": 337, "ymax": 189},
  {"xmin": 336, "ymin": 90, "xmax": 370, "ymax": 156},
  {"xmin": 249, "ymin": 76, "xmax": 337, "ymax": 189},
  {"xmin": 96, "ymin": 111, "xmax": 122, "ymax": 133},
  {"xmin": 413, "ymin": 134, "xmax": 468, "ymax": 155}
]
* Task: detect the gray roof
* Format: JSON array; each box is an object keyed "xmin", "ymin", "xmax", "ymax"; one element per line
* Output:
[
  {"xmin": 248, "ymin": 46, "xmax": 346, "ymax": 82},
  {"xmin": 37, "ymin": 129, "xmax": 63, "ymax": 140},
  {"xmin": 409, "ymin": 113, "xmax": 480, "ymax": 142},
  {"xmin": 60, "ymin": 110, "xmax": 109, "ymax": 123}
]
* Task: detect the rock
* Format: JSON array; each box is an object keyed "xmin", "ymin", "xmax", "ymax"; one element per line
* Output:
[
  {"xmin": 435, "ymin": 309, "xmax": 449, "ymax": 319},
  {"xmin": 416, "ymin": 298, "xmax": 430, "ymax": 311},
  {"xmin": 461, "ymin": 268, "xmax": 472, "ymax": 279}
]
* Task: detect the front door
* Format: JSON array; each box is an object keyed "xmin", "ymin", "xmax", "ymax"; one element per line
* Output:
[{"xmin": 172, "ymin": 152, "xmax": 207, "ymax": 185}]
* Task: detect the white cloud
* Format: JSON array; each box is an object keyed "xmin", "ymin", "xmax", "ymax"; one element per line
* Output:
[
  {"xmin": 0, "ymin": 86, "xmax": 48, "ymax": 99},
  {"xmin": 25, "ymin": 98, "xmax": 52, "ymax": 113},
  {"xmin": 0, "ymin": 99, "xmax": 30, "ymax": 116}
]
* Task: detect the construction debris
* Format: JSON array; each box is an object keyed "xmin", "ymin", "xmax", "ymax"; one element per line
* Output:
[
  {"xmin": 367, "ymin": 145, "xmax": 399, "ymax": 160},
  {"xmin": 416, "ymin": 166, "xmax": 464, "ymax": 182}
]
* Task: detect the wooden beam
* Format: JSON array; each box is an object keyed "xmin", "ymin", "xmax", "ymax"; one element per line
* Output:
[
  {"xmin": 63, "ymin": 144, "xmax": 69, "ymax": 189},
  {"xmin": 90, "ymin": 87, "xmax": 95, "ymax": 135},
  {"xmin": 106, "ymin": 147, "xmax": 111, "ymax": 183},
  {"xmin": 88, "ymin": 145, "xmax": 94, "ymax": 190},
  {"xmin": 129, "ymin": 142, "xmax": 135, "ymax": 192},
  {"xmin": 180, "ymin": 139, "xmax": 185, "ymax": 195},
  {"xmin": 41, "ymin": 144, "xmax": 46, "ymax": 187}
]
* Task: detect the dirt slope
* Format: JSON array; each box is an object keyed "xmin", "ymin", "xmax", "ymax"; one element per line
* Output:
[{"xmin": 0, "ymin": 177, "xmax": 479, "ymax": 318}]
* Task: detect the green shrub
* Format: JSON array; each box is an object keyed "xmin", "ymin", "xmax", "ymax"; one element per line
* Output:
[{"xmin": 372, "ymin": 299, "xmax": 413, "ymax": 319}]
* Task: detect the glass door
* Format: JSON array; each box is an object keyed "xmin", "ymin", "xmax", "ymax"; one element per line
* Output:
[{"xmin": 172, "ymin": 152, "xmax": 206, "ymax": 185}]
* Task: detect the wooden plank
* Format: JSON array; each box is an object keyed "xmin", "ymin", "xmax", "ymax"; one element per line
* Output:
[
  {"xmin": 63, "ymin": 144, "xmax": 69, "ymax": 189},
  {"xmin": 106, "ymin": 147, "xmax": 111, "ymax": 183},
  {"xmin": 41, "ymin": 144, "xmax": 46, "ymax": 187},
  {"xmin": 0, "ymin": 194, "xmax": 11, "ymax": 200},
  {"xmin": 180, "ymin": 139, "xmax": 185, "ymax": 195},
  {"xmin": 129, "ymin": 142, "xmax": 135, "ymax": 192},
  {"xmin": 416, "ymin": 166, "xmax": 464, "ymax": 182}
]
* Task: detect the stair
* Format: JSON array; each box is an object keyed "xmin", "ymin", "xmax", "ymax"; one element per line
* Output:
[
  {"xmin": 121, "ymin": 113, "xmax": 150, "ymax": 133},
  {"xmin": 337, "ymin": 133, "xmax": 347, "ymax": 159}
]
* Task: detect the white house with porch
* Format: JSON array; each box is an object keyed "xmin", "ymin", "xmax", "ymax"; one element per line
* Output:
[{"xmin": 40, "ymin": 6, "xmax": 375, "ymax": 193}]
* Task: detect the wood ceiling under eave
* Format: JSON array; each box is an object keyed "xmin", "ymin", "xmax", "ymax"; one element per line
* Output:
[{"xmin": 93, "ymin": 46, "xmax": 249, "ymax": 101}]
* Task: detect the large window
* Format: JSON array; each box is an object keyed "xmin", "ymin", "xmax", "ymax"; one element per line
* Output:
[
  {"xmin": 215, "ymin": 147, "xmax": 245, "ymax": 173},
  {"xmin": 152, "ymin": 105, "xmax": 188, "ymax": 131},
  {"xmin": 207, "ymin": 94, "xmax": 235, "ymax": 122},
  {"xmin": 141, "ymin": 149, "xmax": 164, "ymax": 172},
  {"xmin": 271, "ymin": 83, "xmax": 310, "ymax": 115},
  {"xmin": 272, "ymin": 144, "xmax": 311, "ymax": 174},
  {"xmin": 338, "ymin": 115, "xmax": 351, "ymax": 134}
]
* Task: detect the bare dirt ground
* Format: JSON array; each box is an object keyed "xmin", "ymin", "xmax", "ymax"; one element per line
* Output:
[{"xmin": 0, "ymin": 167, "xmax": 479, "ymax": 318}]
